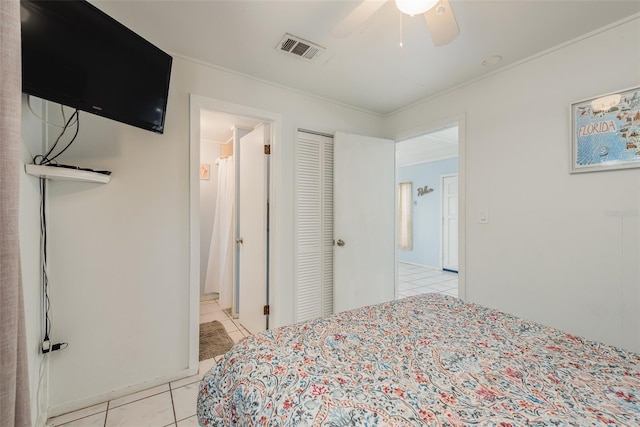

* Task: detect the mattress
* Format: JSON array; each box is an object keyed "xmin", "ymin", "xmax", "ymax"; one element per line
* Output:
[{"xmin": 197, "ymin": 293, "xmax": 640, "ymax": 426}]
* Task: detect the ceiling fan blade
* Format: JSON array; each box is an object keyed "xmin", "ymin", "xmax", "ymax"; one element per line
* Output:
[
  {"xmin": 424, "ymin": 0, "xmax": 460, "ymax": 47},
  {"xmin": 331, "ymin": 0, "xmax": 388, "ymax": 38}
]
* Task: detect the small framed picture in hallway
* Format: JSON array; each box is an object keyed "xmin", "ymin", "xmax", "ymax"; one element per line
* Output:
[{"xmin": 200, "ymin": 163, "xmax": 211, "ymax": 180}]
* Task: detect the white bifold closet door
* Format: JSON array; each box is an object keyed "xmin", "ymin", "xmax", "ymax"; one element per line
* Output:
[{"xmin": 295, "ymin": 130, "xmax": 334, "ymax": 322}]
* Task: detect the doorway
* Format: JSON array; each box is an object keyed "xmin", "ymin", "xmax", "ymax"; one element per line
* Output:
[
  {"xmin": 198, "ymin": 112, "xmax": 270, "ymax": 333},
  {"xmin": 199, "ymin": 110, "xmax": 258, "ymax": 313},
  {"xmin": 395, "ymin": 124, "xmax": 460, "ymax": 299},
  {"xmin": 188, "ymin": 95, "xmax": 281, "ymax": 373}
]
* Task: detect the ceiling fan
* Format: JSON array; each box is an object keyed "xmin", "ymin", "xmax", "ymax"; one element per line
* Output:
[{"xmin": 332, "ymin": 0, "xmax": 460, "ymax": 47}]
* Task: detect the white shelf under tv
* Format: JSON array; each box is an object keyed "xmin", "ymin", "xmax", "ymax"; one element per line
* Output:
[{"xmin": 24, "ymin": 164, "xmax": 111, "ymax": 184}]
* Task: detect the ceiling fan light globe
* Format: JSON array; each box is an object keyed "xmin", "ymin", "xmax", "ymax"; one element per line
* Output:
[{"xmin": 395, "ymin": 0, "xmax": 439, "ymax": 16}]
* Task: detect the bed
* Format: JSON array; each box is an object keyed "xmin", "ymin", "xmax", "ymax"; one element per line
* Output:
[{"xmin": 197, "ymin": 293, "xmax": 640, "ymax": 426}]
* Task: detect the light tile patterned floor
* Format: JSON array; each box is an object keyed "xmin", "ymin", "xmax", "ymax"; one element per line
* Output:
[
  {"xmin": 48, "ymin": 267, "xmax": 457, "ymax": 426},
  {"xmin": 397, "ymin": 262, "xmax": 458, "ymax": 299},
  {"xmin": 46, "ymin": 299, "xmax": 247, "ymax": 427}
]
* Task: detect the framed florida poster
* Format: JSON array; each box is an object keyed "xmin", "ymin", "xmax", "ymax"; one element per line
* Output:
[{"xmin": 571, "ymin": 86, "xmax": 640, "ymax": 173}]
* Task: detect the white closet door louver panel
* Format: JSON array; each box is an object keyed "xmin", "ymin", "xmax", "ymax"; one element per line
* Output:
[
  {"xmin": 296, "ymin": 135, "xmax": 321, "ymax": 322},
  {"xmin": 295, "ymin": 131, "xmax": 334, "ymax": 322},
  {"xmin": 296, "ymin": 253, "xmax": 322, "ymax": 322}
]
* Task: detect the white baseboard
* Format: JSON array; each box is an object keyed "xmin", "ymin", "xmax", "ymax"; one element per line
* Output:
[
  {"xmin": 200, "ymin": 292, "xmax": 218, "ymax": 301},
  {"xmin": 398, "ymin": 261, "xmax": 440, "ymax": 270},
  {"xmin": 47, "ymin": 367, "xmax": 198, "ymax": 419}
]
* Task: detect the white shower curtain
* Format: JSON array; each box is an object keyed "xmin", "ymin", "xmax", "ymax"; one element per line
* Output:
[{"xmin": 205, "ymin": 156, "xmax": 235, "ymax": 310}]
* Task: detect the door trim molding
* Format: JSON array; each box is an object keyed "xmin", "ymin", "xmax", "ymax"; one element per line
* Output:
[
  {"xmin": 440, "ymin": 173, "xmax": 458, "ymax": 272},
  {"xmin": 189, "ymin": 94, "xmax": 282, "ymax": 373},
  {"xmin": 297, "ymin": 128, "xmax": 334, "ymax": 138}
]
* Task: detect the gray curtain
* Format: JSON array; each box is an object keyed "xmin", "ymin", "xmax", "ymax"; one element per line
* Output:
[{"xmin": 1, "ymin": 0, "xmax": 32, "ymax": 426}]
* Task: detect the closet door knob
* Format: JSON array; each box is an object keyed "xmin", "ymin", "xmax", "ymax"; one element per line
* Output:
[
  {"xmin": 236, "ymin": 237, "xmax": 244, "ymax": 244},
  {"xmin": 336, "ymin": 239, "xmax": 345, "ymax": 247}
]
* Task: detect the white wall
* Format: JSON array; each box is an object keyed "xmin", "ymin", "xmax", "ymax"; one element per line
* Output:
[
  {"xmin": 398, "ymin": 157, "xmax": 458, "ymax": 267},
  {"xmin": 199, "ymin": 141, "xmax": 220, "ymax": 296},
  {"xmin": 384, "ymin": 17, "xmax": 640, "ymax": 353},
  {"xmin": 20, "ymin": 54, "xmax": 382, "ymax": 414}
]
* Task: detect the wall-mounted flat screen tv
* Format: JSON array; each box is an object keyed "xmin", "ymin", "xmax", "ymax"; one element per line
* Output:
[{"xmin": 21, "ymin": 0, "xmax": 173, "ymax": 134}]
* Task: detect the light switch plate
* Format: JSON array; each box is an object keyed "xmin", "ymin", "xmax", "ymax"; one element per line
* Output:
[{"xmin": 478, "ymin": 208, "xmax": 489, "ymax": 224}]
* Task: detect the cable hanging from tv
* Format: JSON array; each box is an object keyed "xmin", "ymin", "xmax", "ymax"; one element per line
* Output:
[
  {"xmin": 27, "ymin": 103, "xmax": 111, "ymax": 177},
  {"xmin": 30, "ymin": 104, "xmax": 82, "ymax": 355},
  {"xmin": 32, "ymin": 106, "xmax": 80, "ymax": 166},
  {"xmin": 39, "ymin": 176, "xmax": 67, "ymax": 355}
]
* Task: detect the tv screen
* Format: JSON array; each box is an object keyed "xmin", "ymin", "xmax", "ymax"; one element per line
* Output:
[{"xmin": 21, "ymin": 0, "xmax": 172, "ymax": 134}]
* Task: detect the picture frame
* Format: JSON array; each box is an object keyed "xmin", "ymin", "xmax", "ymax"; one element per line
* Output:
[
  {"xmin": 570, "ymin": 86, "xmax": 640, "ymax": 173},
  {"xmin": 200, "ymin": 163, "xmax": 210, "ymax": 180}
]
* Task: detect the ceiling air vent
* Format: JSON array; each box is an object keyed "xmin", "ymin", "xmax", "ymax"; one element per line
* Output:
[{"xmin": 276, "ymin": 33, "xmax": 325, "ymax": 61}]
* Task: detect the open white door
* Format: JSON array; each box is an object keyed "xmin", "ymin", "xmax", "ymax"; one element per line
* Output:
[
  {"xmin": 334, "ymin": 132, "xmax": 395, "ymax": 313},
  {"xmin": 238, "ymin": 123, "xmax": 269, "ymax": 334}
]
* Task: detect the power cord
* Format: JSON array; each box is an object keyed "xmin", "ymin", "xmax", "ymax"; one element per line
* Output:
[
  {"xmin": 27, "ymin": 95, "xmax": 78, "ymax": 129},
  {"xmin": 30, "ymin": 102, "xmax": 79, "ymax": 355},
  {"xmin": 39, "ymin": 177, "xmax": 68, "ymax": 355},
  {"xmin": 33, "ymin": 108, "xmax": 80, "ymax": 166}
]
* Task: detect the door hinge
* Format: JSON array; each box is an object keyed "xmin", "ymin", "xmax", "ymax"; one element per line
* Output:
[
  {"xmin": 263, "ymin": 305, "xmax": 270, "ymax": 315},
  {"xmin": 264, "ymin": 145, "xmax": 271, "ymax": 155}
]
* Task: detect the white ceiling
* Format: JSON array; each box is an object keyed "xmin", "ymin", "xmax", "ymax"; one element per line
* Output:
[
  {"xmin": 397, "ymin": 125, "xmax": 458, "ymax": 166},
  {"xmin": 94, "ymin": 0, "xmax": 639, "ymax": 116},
  {"xmin": 200, "ymin": 109, "xmax": 261, "ymax": 143}
]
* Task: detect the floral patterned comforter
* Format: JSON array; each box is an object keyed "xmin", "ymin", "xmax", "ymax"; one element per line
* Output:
[{"xmin": 197, "ymin": 293, "xmax": 640, "ymax": 426}]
